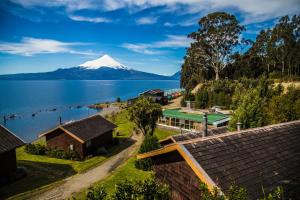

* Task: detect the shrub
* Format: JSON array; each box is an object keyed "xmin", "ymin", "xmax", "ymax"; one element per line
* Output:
[
  {"xmin": 46, "ymin": 148, "xmax": 80, "ymax": 160},
  {"xmin": 112, "ymin": 176, "xmax": 169, "ymax": 200},
  {"xmin": 199, "ymin": 182, "xmax": 247, "ymax": 200},
  {"xmin": 86, "ymin": 185, "xmax": 107, "ymax": 200},
  {"xmin": 114, "ymin": 179, "xmax": 136, "ymax": 200},
  {"xmin": 136, "ymin": 176, "xmax": 169, "ymax": 200},
  {"xmin": 135, "ymin": 134, "xmax": 160, "ymax": 171},
  {"xmin": 25, "ymin": 143, "xmax": 46, "ymax": 155}
]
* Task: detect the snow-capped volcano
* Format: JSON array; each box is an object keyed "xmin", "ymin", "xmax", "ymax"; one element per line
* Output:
[
  {"xmin": 79, "ymin": 54, "xmax": 128, "ymax": 70},
  {"xmin": 0, "ymin": 54, "xmax": 180, "ymax": 80}
]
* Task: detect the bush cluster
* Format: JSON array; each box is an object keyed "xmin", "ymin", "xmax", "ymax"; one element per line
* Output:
[
  {"xmin": 229, "ymin": 76, "xmax": 300, "ymax": 130},
  {"xmin": 135, "ymin": 134, "xmax": 160, "ymax": 171},
  {"xmin": 84, "ymin": 176, "xmax": 169, "ymax": 200},
  {"xmin": 25, "ymin": 143, "xmax": 47, "ymax": 155},
  {"xmin": 25, "ymin": 143, "xmax": 80, "ymax": 160},
  {"xmin": 47, "ymin": 148, "xmax": 80, "ymax": 160}
]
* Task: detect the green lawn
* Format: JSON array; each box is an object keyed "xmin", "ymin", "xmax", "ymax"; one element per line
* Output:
[
  {"xmin": 108, "ymin": 109, "xmax": 135, "ymax": 138},
  {"xmin": 0, "ymin": 139, "xmax": 132, "ymax": 199},
  {"xmin": 154, "ymin": 128, "xmax": 177, "ymax": 140},
  {"xmin": 0, "ymin": 109, "xmax": 176, "ymax": 199}
]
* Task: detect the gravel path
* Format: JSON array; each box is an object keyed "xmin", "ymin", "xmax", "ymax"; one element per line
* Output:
[{"xmin": 34, "ymin": 134, "xmax": 143, "ymax": 200}]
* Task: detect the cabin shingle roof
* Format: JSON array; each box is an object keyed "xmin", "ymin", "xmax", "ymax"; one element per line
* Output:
[
  {"xmin": 141, "ymin": 89, "xmax": 163, "ymax": 95},
  {"xmin": 0, "ymin": 125, "xmax": 25, "ymax": 154},
  {"xmin": 61, "ymin": 115, "xmax": 116, "ymax": 142},
  {"xmin": 183, "ymin": 121, "xmax": 300, "ymax": 199},
  {"xmin": 139, "ymin": 120, "xmax": 300, "ymax": 199}
]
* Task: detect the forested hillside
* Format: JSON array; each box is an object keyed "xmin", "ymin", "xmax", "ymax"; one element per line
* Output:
[
  {"xmin": 181, "ymin": 12, "xmax": 300, "ymax": 91},
  {"xmin": 179, "ymin": 12, "xmax": 300, "ymax": 130}
]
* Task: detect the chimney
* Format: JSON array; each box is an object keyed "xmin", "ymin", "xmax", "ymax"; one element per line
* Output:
[
  {"xmin": 236, "ymin": 122, "xmax": 242, "ymax": 131},
  {"xmin": 59, "ymin": 116, "xmax": 62, "ymax": 125},
  {"xmin": 3, "ymin": 116, "xmax": 6, "ymax": 125},
  {"xmin": 202, "ymin": 112, "xmax": 208, "ymax": 137}
]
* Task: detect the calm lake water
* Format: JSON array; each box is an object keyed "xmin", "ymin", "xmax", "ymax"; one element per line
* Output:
[{"xmin": 0, "ymin": 80, "xmax": 179, "ymax": 142}]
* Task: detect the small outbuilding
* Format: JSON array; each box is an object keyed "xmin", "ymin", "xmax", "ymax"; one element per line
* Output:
[
  {"xmin": 140, "ymin": 89, "xmax": 168, "ymax": 105},
  {"xmin": 138, "ymin": 120, "xmax": 300, "ymax": 199},
  {"xmin": 0, "ymin": 125, "xmax": 25, "ymax": 183},
  {"xmin": 158, "ymin": 108, "xmax": 230, "ymax": 131},
  {"xmin": 40, "ymin": 115, "xmax": 116, "ymax": 159}
]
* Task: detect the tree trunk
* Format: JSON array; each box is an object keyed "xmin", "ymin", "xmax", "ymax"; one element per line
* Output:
[{"xmin": 215, "ymin": 71, "xmax": 219, "ymax": 80}]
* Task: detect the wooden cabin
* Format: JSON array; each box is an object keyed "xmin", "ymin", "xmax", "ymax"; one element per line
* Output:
[
  {"xmin": 0, "ymin": 125, "xmax": 25, "ymax": 183},
  {"xmin": 40, "ymin": 115, "xmax": 116, "ymax": 159},
  {"xmin": 138, "ymin": 120, "xmax": 300, "ymax": 199},
  {"xmin": 140, "ymin": 89, "xmax": 168, "ymax": 105}
]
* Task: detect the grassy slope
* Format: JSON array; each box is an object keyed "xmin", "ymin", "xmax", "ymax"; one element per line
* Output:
[
  {"xmin": 0, "ymin": 142, "xmax": 129, "ymax": 199},
  {"xmin": 1, "ymin": 108, "xmax": 176, "ymax": 199},
  {"xmin": 1, "ymin": 109, "xmax": 136, "ymax": 199},
  {"xmin": 110, "ymin": 109, "xmax": 135, "ymax": 138},
  {"xmin": 154, "ymin": 128, "xmax": 176, "ymax": 140}
]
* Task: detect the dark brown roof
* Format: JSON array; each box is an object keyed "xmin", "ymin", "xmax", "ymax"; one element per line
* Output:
[
  {"xmin": 141, "ymin": 89, "xmax": 164, "ymax": 95},
  {"xmin": 0, "ymin": 125, "xmax": 25, "ymax": 154},
  {"xmin": 61, "ymin": 115, "xmax": 116, "ymax": 142},
  {"xmin": 183, "ymin": 121, "xmax": 300, "ymax": 199}
]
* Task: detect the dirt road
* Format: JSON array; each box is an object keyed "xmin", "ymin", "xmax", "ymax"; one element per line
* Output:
[{"xmin": 34, "ymin": 134, "xmax": 143, "ymax": 200}]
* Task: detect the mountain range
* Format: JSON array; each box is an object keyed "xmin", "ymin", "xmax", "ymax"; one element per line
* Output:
[{"xmin": 0, "ymin": 55, "xmax": 180, "ymax": 80}]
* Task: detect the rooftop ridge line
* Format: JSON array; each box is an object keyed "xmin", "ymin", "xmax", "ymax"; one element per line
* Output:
[{"xmin": 179, "ymin": 120, "xmax": 300, "ymax": 145}]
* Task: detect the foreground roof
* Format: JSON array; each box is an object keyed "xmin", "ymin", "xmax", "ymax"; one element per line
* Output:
[
  {"xmin": 0, "ymin": 125, "xmax": 25, "ymax": 154},
  {"xmin": 40, "ymin": 115, "xmax": 116, "ymax": 143},
  {"xmin": 138, "ymin": 120, "xmax": 300, "ymax": 199},
  {"xmin": 163, "ymin": 109, "xmax": 229, "ymax": 125}
]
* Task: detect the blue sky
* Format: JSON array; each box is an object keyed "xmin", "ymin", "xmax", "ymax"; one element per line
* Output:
[{"xmin": 0, "ymin": 0, "xmax": 299, "ymax": 75}]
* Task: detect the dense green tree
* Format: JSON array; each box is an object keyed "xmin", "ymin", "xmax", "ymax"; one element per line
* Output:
[
  {"xmin": 128, "ymin": 97, "xmax": 162, "ymax": 136},
  {"xmin": 181, "ymin": 13, "xmax": 300, "ymax": 89},
  {"xmin": 182, "ymin": 11, "xmax": 244, "ymax": 86},
  {"xmin": 268, "ymin": 86, "xmax": 300, "ymax": 123},
  {"xmin": 229, "ymin": 87, "xmax": 268, "ymax": 130},
  {"xmin": 195, "ymin": 88, "xmax": 209, "ymax": 108}
]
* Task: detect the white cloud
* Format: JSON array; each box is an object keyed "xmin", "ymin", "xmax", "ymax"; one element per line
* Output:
[
  {"xmin": 136, "ymin": 16, "xmax": 158, "ymax": 25},
  {"xmin": 0, "ymin": 37, "xmax": 95, "ymax": 56},
  {"xmin": 122, "ymin": 35, "xmax": 192, "ymax": 55},
  {"xmin": 163, "ymin": 22, "xmax": 175, "ymax": 27},
  {"xmin": 69, "ymin": 15, "xmax": 111, "ymax": 23},
  {"xmin": 121, "ymin": 43, "xmax": 164, "ymax": 55},
  {"xmin": 9, "ymin": 0, "xmax": 300, "ymax": 24},
  {"xmin": 10, "ymin": 0, "xmax": 98, "ymax": 11}
]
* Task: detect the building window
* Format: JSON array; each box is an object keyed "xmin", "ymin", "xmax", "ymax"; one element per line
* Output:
[
  {"xmin": 86, "ymin": 140, "xmax": 92, "ymax": 148},
  {"xmin": 70, "ymin": 144, "xmax": 74, "ymax": 151}
]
